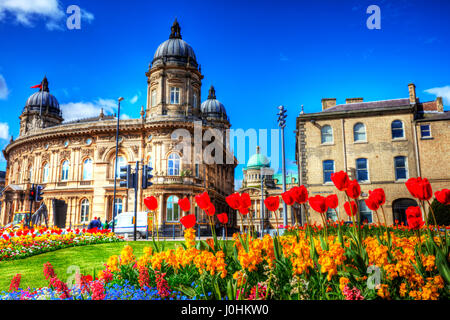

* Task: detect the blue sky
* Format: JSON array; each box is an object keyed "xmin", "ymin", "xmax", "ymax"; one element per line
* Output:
[{"xmin": 0, "ymin": 0, "xmax": 449, "ymax": 186}]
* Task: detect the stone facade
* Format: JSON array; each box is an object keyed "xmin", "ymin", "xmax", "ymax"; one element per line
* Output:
[
  {"xmin": 295, "ymin": 83, "xmax": 450, "ymax": 226},
  {"xmin": 0, "ymin": 21, "xmax": 237, "ymax": 233},
  {"xmin": 238, "ymin": 147, "xmax": 300, "ymax": 233}
]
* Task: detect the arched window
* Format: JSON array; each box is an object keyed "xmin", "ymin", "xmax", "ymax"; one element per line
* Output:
[
  {"xmin": 356, "ymin": 158, "xmax": 369, "ymax": 182},
  {"xmin": 42, "ymin": 163, "xmax": 49, "ymax": 183},
  {"xmin": 114, "ymin": 156, "xmax": 126, "ymax": 178},
  {"xmin": 323, "ymin": 160, "xmax": 335, "ymax": 183},
  {"xmin": 321, "ymin": 125, "xmax": 333, "ymax": 144},
  {"xmin": 61, "ymin": 160, "xmax": 70, "ymax": 181},
  {"xmin": 391, "ymin": 120, "xmax": 404, "ymax": 139},
  {"xmin": 82, "ymin": 158, "xmax": 93, "ymax": 180},
  {"xmin": 394, "ymin": 156, "xmax": 408, "ymax": 180},
  {"xmin": 114, "ymin": 198, "xmax": 123, "ymax": 216},
  {"xmin": 353, "ymin": 123, "xmax": 366, "ymax": 142},
  {"xmin": 166, "ymin": 195, "xmax": 180, "ymax": 222},
  {"xmin": 80, "ymin": 199, "xmax": 89, "ymax": 223},
  {"xmin": 168, "ymin": 153, "xmax": 180, "ymax": 176}
]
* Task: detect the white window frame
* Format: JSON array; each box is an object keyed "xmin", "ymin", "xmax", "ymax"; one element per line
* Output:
[
  {"xmin": 356, "ymin": 158, "xmax": 369, "ymax": 183},
  {"xmin": 151, "ymin": 89, "xmax": 157, "ymax": 107},
  {"xmin": 323, "ymin": 160, "xmax": 335, "ymax": 184},
  {"xmin": 391, "ymin": 120, "xmax": 405, "ymax": 139},
  {"xmin": 321, "ymin": 125, "xmax": 333, "ymax": 144},
  {"xmin": 394, "ymin": 156, "xmax": 409, "ymax": 181},
  {"xmin": 166, "ymin": 195, "xmax": 180, "ymax": 222},
  {"xmin": 80, "ymin": 199, "xmax": 90, "ymax": 223},
  {"xmin": 170, "ymin": 87, "xmax": 180, "ymax": 105},
  {"xmin": 168, "ymin": 153, "xmax": 180, "ymax": 176},
  {"xmin": 82, "ymin": 158, "xmax": 93, "ymax": 181},
  {"xmin": 61, "ymin": 160, "xmax": 70, "ymax": 181},
  {"xmin": 353, "ymin": 122, "xmax": 367, "ymax": 142}
]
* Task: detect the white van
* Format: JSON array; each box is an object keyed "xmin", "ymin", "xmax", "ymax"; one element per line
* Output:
[{"xmin": 111, "ymin": 211, "xmax": 149, "ymax": 239}]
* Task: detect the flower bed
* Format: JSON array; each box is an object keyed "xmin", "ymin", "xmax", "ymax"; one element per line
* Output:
[
  {"xmin": 0, "ymin": 226, "xmax": 123, "ymax": 261},
  {"xmin": 1, "ymin": 175, "xmax": 449, "ymax": 300}
]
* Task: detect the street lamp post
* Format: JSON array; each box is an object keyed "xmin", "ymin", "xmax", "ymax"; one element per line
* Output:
[
  {"xmin": 112, "ymin": 97, "xmax": 124, "ymax": 233},
  {"xmin": 277, "ymin": 105, "xmax": 288, "ymax": 228}
]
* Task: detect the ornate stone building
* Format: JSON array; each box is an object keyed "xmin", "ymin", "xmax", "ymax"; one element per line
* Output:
[
  {"xmin": 295, "ymin": 83, "xmax": 449, "ymax": 226},
  {"xmin": 0, "ymin": 20, "xmax": 237, "ymax": 233},
  {"xmin": 238, "ymin": 146, "xmax": 299, "ymax": 234}
]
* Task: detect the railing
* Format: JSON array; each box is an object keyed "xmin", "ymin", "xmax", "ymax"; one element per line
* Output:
[{"xmin": 79, "ymin": 181, "xmax": 92, "ymax": 186}]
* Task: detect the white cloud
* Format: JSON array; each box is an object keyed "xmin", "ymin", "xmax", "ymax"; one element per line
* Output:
[
  {"xmin": 424, "ymin": 86, "xmax": 450, "ymax": 106},
  {"xmin": 0, "ymin": 122, "xmax": 9, "ymax": 140},
  {"xmin": 0, "ymin": 74, "xmax": 9, "ymax": 99},
  {"xmin": 130, "ymin": 95, "xmax": 139, "ymax": 104},
  {"xmin": 60, "ymin": 98, "xmax": 117, "ymax": 122},
  {"xmin": 0, "ymin": 0, "xmax": 94, "ymax": 30}
]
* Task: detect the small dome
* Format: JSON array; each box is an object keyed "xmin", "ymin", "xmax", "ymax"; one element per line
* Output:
[
  {"xmin": 201, "ymin": 86, "xmax": 227, "ymax": 120},
  {"xmin": 247, "ymin": 146, "xmax": 270, "ymax": 169},
  {"xmin": 152, "ymin": 19, "xmax": 198, "ymax": 68},
  {"xmin": 24, "ymin": 76, "xmax": 62, "ymax": 117}
]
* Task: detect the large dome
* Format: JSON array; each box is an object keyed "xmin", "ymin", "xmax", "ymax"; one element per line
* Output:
[
  {"xmin": 24, "ymin": 76, "xmax": 62, "ymax": 117},
  {"xmin": 201, "ymin": 86, "xmax": 228, "ymax": 120},
  {"xmin": 247, "ymin": 146, "xmax": 270, "ymax": 169},
  {"xmin": 152, "ymin": 19, "xmax": 198, "ymax": 68}
]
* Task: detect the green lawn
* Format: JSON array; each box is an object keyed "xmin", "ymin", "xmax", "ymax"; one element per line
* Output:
[{"xmin": 0, "ymin": 241, "xmax": 185, "ymax": 292}]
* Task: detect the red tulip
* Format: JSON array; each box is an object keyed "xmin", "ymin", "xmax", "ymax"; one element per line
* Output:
[
  {"xmin": 195, "ymin": 192, "xmax": 211, "ymax": 210},
  {"xmin": 180, "ymin": 214, "xmax": 196, "ymax": 229},
  {"xmin": 331, "ymin": 171, "xmax": 350, "ymax": 191},
  {"xmin": 282, "ymin": 190, "xmax": 295, "ymax": 206},
  {"xmin": 435, "ymin": 189, "xmax": 450, "ymax": 205},
  {"xmin": 205, "ymin": 203, "xmax": 216, "ymax": 216},
  {"xmin": 144, "ymin": 196, "xmax": 158, "ymax": 211},
  {"xmin": 240, "ymin": 193, "xmax": 251, "ymax": 208},
  {"xmin": 345, "ymin": 180, "xmax": 361, "ymax": 199},
  {"xmin": 217, "ymin": 213, "xmax": 228, "ymax": 224},
  {"xmin": 370, "ymin": 188, "xmax": 386, "ymax": 206},
  {"xmin": 405, "ymin": 206, "xmax": 424, "ymax": 230},
  {"xmin": 344, "ymin": 201, "xmax": 357, "ymax": 217},
  {"xmin": 290, "ymin": 185, "xmax": 308, "ymax": 204},
  {"xmin": 264, "ymin": 196, "xmax": 280, "ymax": 212},
  {"xmin": 405, "ymin": 177, "xmax": 432, "ymax": 201},
  {"xmin": 226, "ymin": 193, "xmax": 241, "ymax": 210},
  {"xmin": 325, "ymin": 194, "xmax": 338, "ymax": 209},
  {"xmin": 365, "ymin": 197, "xmax": 379, "ymax": 211},
  {"xmin": 308, "ymin": 195, "xmax": 328, "ymax": 214},
  {"xmin": 238, "ymin": 206, "xmax": 249, "ymax": 215},
  {"xmin": 178, "ymin": 197, "xmax": 191, "ymax": 212}
]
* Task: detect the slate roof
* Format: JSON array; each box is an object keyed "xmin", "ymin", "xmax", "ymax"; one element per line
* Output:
[{"xmin": 323, "ymin": 98, "xmax": 411, "ymax": 113}]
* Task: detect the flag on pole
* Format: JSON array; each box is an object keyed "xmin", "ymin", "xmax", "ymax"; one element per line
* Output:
[{"xmin": 30, "ymin": 83, "xmax": 42, "ymax": 89}]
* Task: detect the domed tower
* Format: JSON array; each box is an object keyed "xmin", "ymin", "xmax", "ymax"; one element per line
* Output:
[
  {"xmin": 201, "ymin": 85, "xmax": 229, "ymax": 128},
  {"xmin": 19, "ymin": 76, "xmax": 63, "ymax": 136},
  {"xmin": 242, "ymin": 146, "xmax": 275, "ymax": 188},
  {"xmin": 145, "ymin": 19, "xmax": 203, "ymax": 119}
]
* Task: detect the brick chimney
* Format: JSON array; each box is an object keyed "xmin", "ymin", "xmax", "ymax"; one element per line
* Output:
[
  {"xmin": 436, "ymin": 97, "xmax": 443, "ymax": 112},
  {"xmin": 408, "ymin": 83, "xmax": 417, "ymax": 104},
  {"xmin": 321, "ymin": 98, "xmax": 336, "ymax": 111},
  {"xmin": 345, "ymin": 98, "xmax": 363, "ymax": 104}
]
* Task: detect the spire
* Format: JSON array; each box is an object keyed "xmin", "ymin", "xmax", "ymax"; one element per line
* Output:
[
  {"xmin": 41, "ymin": 76, "xmax": 49, "ymax": 92},
  {"xmin": 208, "ymin": 85, "xmax": 216, "ymax": 99},
  {"xmin": 169, "ymin": 18, "xmax": 182, "ymax": 39},
  {"xmin": 256, "ymin": 146, "xmax": 260, "ymax": 154}
]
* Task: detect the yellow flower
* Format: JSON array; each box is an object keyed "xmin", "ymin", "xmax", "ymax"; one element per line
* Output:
[{"xmin": 107, "ymin": 255, "xmax": 119, "ymax": 272}]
